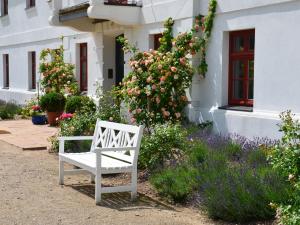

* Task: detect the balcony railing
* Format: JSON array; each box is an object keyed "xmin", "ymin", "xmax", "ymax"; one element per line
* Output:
[{"xmin": 104, "ymin": 0, "xmax": 141, "ymax": 6}]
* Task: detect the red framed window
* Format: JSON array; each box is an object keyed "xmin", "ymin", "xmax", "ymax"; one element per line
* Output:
[
  {"xmin": 229, "ymin": 29, "xmax": 255, "ymax": 106},
  {"xmin": 3, "ymin": 54, "xmax": 9, "ymax": 88},
  {"xmin": 30, "ymin": 51, "xmax": 36, "ymax": 89},
  {"xmin": 153, "ymin": 33, "xmax": 163, "ymax": 50},
  {"xmin": 80, "ymin": 43, "xmax": 88, "ymax": 92},
  {"xmin": 1, "ymin": 0, "xmax": 8, "ymax": 16}
]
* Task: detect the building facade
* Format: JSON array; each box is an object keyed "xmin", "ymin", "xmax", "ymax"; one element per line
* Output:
[{"xmin": 1, "ymin": 0, "xmax": 300, "ymax": 139}]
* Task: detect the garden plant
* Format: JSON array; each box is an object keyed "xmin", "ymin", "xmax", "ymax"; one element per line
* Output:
[
  {"xmin": 268, "ymin": 111, "xmax": 300, "ymax": 225},
  {"xmin": 116, "ymin": 0, "xmax": 217, "ymax": 128}
]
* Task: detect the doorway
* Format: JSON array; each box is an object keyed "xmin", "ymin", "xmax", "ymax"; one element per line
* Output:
[{"xmin": 115, "ymin": 34, "xmax": 124, "ymax": 86}]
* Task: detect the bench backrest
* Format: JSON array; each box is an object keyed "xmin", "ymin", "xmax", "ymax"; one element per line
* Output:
[{"xmin": 90, "ymin": 120, "xmax": 144, "ymax": 165}]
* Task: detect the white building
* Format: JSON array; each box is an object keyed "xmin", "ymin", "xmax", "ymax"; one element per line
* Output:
[{"xmin": 0, "ymin": 0, "xmax": 299, "ymax": 139}]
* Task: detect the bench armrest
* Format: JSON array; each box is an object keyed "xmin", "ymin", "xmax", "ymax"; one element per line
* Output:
[
  {"xmin": 58, "ymin": 136, "xmax": 94, "ymax": 141},
  {"xmin": 59, "ymin": 136, "xmax": 94, "ymax": 153},
  {"xmin": 94, "ymin": 147, "xmax": 137, "ymax": 152}
]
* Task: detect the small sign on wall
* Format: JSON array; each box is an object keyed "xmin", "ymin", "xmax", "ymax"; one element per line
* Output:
[{"xmin": 108, "ymin": 69, "xmax": 114, "ymax": 79}]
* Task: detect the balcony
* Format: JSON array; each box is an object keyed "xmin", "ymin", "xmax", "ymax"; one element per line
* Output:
[
  {"xmin": 49, "ymin": 0, "xmax": 142, "ymax": 28},
  {"xmin": 104, "ymin": 0, "xmax": 141, "ymax": 6}
]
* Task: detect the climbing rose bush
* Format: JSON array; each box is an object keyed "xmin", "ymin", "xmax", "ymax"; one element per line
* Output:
[
  {"xmin": 119, "ymin": 47, "xmax": 193, "ymax": 126},
  {"xmin": 39, "ymin": 41, "xmax": 79, "ymax": 95},
  {"xmin": 117, "ymin": 24, "xmax": 214, "ymax": 126}
]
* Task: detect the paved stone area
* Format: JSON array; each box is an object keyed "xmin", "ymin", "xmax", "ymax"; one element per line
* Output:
[
  {"xmin": 0, "ymin": 140, "xmax": 215, "ymax": 225},
  {"xmin": 0, "ymin": 119, "xmax": 58, "ymax": 150}
]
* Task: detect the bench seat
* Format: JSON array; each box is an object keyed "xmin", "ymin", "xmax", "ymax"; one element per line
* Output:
[{"xmin": 59, "ymin": 152, "xmax": 133, "ymax": 174}]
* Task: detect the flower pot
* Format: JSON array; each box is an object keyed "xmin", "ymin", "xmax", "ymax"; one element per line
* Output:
[
  {"xmin": 47, "ymin": 111, "xmax": 62, "ymax": 126},
  {"xmin": 31, "ymin": 115, "xmax": 47, "ymax": 125}
]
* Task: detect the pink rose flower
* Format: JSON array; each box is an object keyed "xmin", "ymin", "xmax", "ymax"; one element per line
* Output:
[
  {"xmin": 156, "ymin": 97, "xmax": 161, "ymax": 104},
  {"xmin": 158, "ymin": 64, "xmax": 163, "ymax": 70},
  {"xmin": 146, "ymin": 76, "xmax": 152, "ymax": 83},
  {"xmin": 179, "ymin": 57, "xmax": 186, "ymax": 65},
  {"xmin": 136, "ymin": 108, "xmax": 142, "ymax": 114},
  {"xmin": 174, "ymin": 74, "xmax": 179, "ymax": 80},
  {"xmin": 171, "ymin": 67, "xmax": 178, "ymax": 73},
  {"xmin": 163, "ymin": 111, "xmax": 170, "ymax": 117},
  {"xmin": 175, "ymin": 112, "xmax": 181, "ymax": 119},
  {"xmin": 160, "ymin": 88, "xmax": 165, "ymax": 93},
  {"xmin": 130, "ymin": 117, "xmax": 136, "ymax": 124},
  {"xmin": 152, "ymin": 84, "xmax": 157, "ymax": 90}
]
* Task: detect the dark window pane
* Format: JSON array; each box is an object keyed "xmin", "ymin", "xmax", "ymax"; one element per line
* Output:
[
  {"xmin": 248, "ymin": 80, "xmax": 254, "ymax": 99},
  {"xmin": 249, "ymin": 33, "xmax": 255, "ymax": 51},
  {"xmin": 248, "ymin": 60, "xmax": 254, "ymax": 79},
  {"xmin": 233, "ymin": 36, "xmax": 244, "ymax": 52},
  {"xmin": 233, "ymin": 80, "xmax": 243, "ymax": 99},
  {"xmin": 233, "ymin": 60, "xmax": 244, "ymax": 78}
]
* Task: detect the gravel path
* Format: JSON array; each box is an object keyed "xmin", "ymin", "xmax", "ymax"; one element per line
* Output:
[{"xmin": 0, "ymin": 140, "xmax": 219, "ymax": 225}]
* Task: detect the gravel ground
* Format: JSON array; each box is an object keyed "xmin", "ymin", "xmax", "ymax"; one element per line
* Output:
[{"xmin": 0, "ymin": 140, "xmax": 224, "ymax": 225}]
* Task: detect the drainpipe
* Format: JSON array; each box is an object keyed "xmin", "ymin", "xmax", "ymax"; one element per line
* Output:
[{"xmin": 48, "ymin": 0, "xmax": 62, "ymax": 26}]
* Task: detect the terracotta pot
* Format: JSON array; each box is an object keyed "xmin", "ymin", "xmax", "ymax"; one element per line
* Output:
[{"xmin": 47, "ymin": 111, "xmax": 62, "ymax": 126}]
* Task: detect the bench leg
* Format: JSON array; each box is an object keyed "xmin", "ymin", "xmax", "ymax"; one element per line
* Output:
[
  {"xmin": 90, "ymin": 174, "xmax": 95, "ymax": 184},
  {"xmin": 59, "ymin": 160, "xmax": 64, "ymax": 185},
  {"xmin": 95, "ymin": 173, "xmax": 101, "ymax": 205},
  {"xmin": 131, "ymin": 170, "xmax": 137, "ymax": 201}
]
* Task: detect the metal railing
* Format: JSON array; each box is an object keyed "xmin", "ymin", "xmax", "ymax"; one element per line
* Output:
[{"xmin": 104, "ymin": 0, "xmax": 141, "ymax": 6}]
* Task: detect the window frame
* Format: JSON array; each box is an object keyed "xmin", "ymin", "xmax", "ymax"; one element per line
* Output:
[
  {"xmin": 228, "ymin": 29, "xmax": 255, "ymax": 107},
  {"xmin": 26, "ymin": 0, "xmax": 35, "ymax": 9},
  {"xmin": 29, "ymin": 51, "xmax": 36, "ymax": 90},
  {"xmin": 79, "ymin": 43, "xmax": 88, "ymax": 92},
  {"xmin": 1, "ymin": 0, "xmax": 8, "ymax": 16},
  {"xmin": 3, "ymin": 54, "xmax": 9, "ymax": 88}
]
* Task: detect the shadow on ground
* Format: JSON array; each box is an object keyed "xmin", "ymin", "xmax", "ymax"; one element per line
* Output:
[{"xmin": 67, "ymin": 184, "xmax": 175, "ymax": 211}]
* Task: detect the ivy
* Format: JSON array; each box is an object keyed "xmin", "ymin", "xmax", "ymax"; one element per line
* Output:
[
  {"xmin": 158, "ymin": 17, "xmax": 174, "ymax": 53},
  {"xmin": 194, "ymin": 0, "xmax": 217, "ymax": 77}
]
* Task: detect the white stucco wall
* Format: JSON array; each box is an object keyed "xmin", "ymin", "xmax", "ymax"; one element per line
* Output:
[
  {"xmin": 0, "ymin": 0, "xmax": 104, "ymax": 104},
  {"xmin": 1, "ymin": 0, "xmax": 299, "ymax": 139},
  {"xmin": 188, "ymin": 0, "xmax": 300, "ymax": 139}
]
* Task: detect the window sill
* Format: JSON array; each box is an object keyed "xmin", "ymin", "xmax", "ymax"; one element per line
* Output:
[
  {"xmin": 2, "ymin": 87, "xmax": 9, "ymax": 90},
  {"xmin": 219, "ymin": 105, "xmax": 253, "ymax": 112},
  {"xmin": 0, "ymin": 14, "xmax": 8, "ymax": 18},
  {"xmin": 25, "ymin": 6, "xmax": 36, "ymax": 10}
]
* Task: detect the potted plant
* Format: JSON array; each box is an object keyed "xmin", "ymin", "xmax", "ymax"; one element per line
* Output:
[
  {"xmin": 30, "ymin": 105, "xmax": 47, "ymax": 125},
  {"xmin": 40, "ymin": 92, "xmax": 66, "ymax": 126}
]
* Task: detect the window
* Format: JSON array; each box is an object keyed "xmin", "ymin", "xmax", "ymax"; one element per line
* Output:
[
  {"xmin": 79, "ymin": 43, "xmax": 88, "ymax": 92},
  {"xmin": 1, "ymin": 0, "xmax": 8, "ymax": 16},
  {"xmin": 153, "ymin": 33, "xmax": 163, "ymax": 50},
  {"xmin": 3, "ymin": 54, "xmax": 9, "ymax": 88},
  {"xmin": 229, "ymin": 29, "xmax": 255, "ymax": 106},
  {"xmin": 29, "ymin": 51, "xmax": 36, "ymax": 89},
  {"xmin": 26, "ymin": 0, "xmax": 35, "ymax": 8}
]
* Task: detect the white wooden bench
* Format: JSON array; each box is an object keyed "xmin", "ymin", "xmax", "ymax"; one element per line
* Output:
[{"xmin": 58, "ymin": 120, "xmax": 144, "ymax": 205}]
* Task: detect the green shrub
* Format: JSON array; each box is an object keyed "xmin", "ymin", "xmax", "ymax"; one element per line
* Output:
[
  {"xmin": 65, "ymin": 96, "xmax": 96, "ymax": 114},
  {"xmin": 97, "ymin": 90, "xmax": 121, "ymax": 123},
  {"xmin": 268, "ymin": 111, "xmax": 300, "ymax": 225},
  {"xmin": 0, "ymin": 101, "xmax": 21, "ymax": 120},
  {"xmin": 20, "ymin": 98, "xmax": 38, "ymax": 118},
  {"xmin": 198, "ymin": 145, "xmax": 291, "ymax": 223},
  {"xmin": 150, "ymin": 166, "xmax": 198, "ymax": 203},
  {"xmin": 40, "ymin": 92, "xmax": 66, "ymax": 112},
  {"xmin": 50, "ymin": 113, "xmax": 97, "ymax": 152},
  {"xmin": 139, "ymin": 123, "xmax": 188, "ymax": 171}
]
